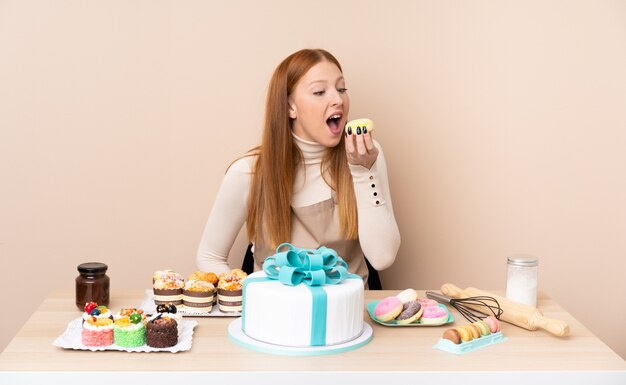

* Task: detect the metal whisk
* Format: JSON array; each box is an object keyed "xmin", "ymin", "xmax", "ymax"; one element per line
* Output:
[{"xmin": 426, "ymin": 291, "xmax": 503, "ymax": 322}]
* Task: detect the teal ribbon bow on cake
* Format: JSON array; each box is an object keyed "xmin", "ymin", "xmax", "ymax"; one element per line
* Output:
[
  {"xmin": 242, "ymin": 243, "xmax": 360, "ymax": 346},
  {"xmin": 262, "ymin": 243, "xmax": 350, "ymax": 286}
]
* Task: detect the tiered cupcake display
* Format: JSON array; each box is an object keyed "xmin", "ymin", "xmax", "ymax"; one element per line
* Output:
[{"xmin": 152, "ymin": 269, "xmax": 246, "ymax": 313}]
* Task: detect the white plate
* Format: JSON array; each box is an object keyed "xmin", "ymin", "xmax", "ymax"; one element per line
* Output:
[
  {"xmin": 53, "ymin": 317, "xmax": 197, "ymax": 353},
  {"xmin": 140, "ymin": 289, "xmax": 241, "ymax": 317},
  {"xmin": 228, "ymin": 318, "xmax": 373, "ymax": 356}
]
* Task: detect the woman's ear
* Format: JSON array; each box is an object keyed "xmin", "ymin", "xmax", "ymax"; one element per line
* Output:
[{"xmin": 288, "ymin": 97, "xmax": 297, "ymax": 119}]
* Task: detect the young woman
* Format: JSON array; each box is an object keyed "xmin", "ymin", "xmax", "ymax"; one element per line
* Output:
[{"xmin": 196, "ymin": 49, "xmax": 400, "ymax": 287}]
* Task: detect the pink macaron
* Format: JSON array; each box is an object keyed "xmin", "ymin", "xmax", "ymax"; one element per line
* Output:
[
  {"xmin": 374, "ymin": 296, "xmax": 403, "ymax": 322},
  {"xmin": 483, "ymin": 315, "xmax": 500, "ymax": 333}
]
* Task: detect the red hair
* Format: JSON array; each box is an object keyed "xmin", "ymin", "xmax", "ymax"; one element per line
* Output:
[{"xmin": 246, "ymin": 49, "xmax": 358, "ymax": 248}]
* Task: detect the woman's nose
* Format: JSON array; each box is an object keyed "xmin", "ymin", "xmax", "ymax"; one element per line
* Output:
[{"xmin": 330, "ymin": 90, "xmax": 343, "ymax": 106}]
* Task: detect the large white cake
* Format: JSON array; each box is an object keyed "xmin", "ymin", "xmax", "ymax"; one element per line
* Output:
[{"xmin": 241, "ymin": 271, "xmax": 364, "ymax": 347}]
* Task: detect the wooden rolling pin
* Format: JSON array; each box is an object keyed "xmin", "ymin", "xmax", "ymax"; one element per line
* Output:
[{"xmin": 441, "ymin": 283, "xmax": 570, "ymax": 337}]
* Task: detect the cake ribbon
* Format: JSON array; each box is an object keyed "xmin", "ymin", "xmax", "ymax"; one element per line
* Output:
[
  {"xmin": 243, "ymin": 244, "xmax": 361, "ymax": 346},
  {"xmin": 261, "ymin": 243, "xmax": 350, "ymax": 286}
]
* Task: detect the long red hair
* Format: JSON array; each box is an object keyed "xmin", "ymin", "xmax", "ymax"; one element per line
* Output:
[{"xmin": 246, "ymin": 49, "xmax": 358, "ymax": 249}]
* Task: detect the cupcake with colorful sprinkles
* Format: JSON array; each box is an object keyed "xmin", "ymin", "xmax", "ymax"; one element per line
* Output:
[
  {"xmin": 113, "ymin": 314, "xmax": 146, "ymax": 347},
  {"xmin": 81, "ymin": 316, "xmax": 114, "ymax": 347},
  {"xmin": 153, "ymin": 270, "xmax": 184, "ymax": 306}
]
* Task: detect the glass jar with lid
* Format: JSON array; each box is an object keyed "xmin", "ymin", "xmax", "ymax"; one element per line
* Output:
[
  {"xmin": 75, "ymin": 262, "xmax": 110, "ymax": 310},
  {"xmin": 506, "ymin": 255, "xmax": 538, "ymax": 307}
]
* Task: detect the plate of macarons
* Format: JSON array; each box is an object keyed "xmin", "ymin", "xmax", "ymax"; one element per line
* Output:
[{"xmin": 367, "ymin": 289, "xmax": 454, "ymax": 326}]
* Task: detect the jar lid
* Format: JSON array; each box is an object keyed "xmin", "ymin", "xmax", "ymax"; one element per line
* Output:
[
  {"xmin": 507, "ymin": 255, "xmax": 538, "ymax": 267},
  {"xmin": 77, "ymin": 262, "xmax": 108, "ymax": 274}
]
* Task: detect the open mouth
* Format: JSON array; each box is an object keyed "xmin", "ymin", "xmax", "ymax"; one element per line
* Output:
[{"xmin": 326, "ymin": 114, "xmax": 343, "ymax": 134}]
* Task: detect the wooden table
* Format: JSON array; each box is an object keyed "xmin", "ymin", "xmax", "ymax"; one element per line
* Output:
[{"xmin": 1, "ymin": 289, "xmax": 625, "ymax": 384}]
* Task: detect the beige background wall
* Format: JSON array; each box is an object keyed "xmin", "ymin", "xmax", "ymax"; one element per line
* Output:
[{"xmin": 1, "ymin": 0, "xmax": 625, "ymax": 359}]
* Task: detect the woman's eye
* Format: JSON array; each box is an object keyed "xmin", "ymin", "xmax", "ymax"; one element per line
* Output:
[
  {"xmin": 337, "ymin": 88, "xmax": 348, "ymax": 94},
  {"xmin": 313, "ymin": 90, "xmax": 326, "ymax": 96}
]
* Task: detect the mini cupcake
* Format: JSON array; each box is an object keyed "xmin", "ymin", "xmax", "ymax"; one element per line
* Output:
[
  {"xmin": 82, "ymin": 316, "xmax": 114, "ymax": 347},
  {"xmin": 153, "ymin": 270, "xmax": 184, "ymax": 306},
  {"xmin": 146, "ymin": 314, "xmax": 178, "ymax": 348},
  {"xmin": 183, "ymin": 279, "xmax": 215, "ymax": 312},
  {"xmin": 155, "ymin": 303, "xmax": 183, "ymax": 337},
  {"xmin": 217, "ymin": 271, "xmax": 246, "ymax": 313},
  {"xmin": 189, "ymin": 271, "xmax": 219, "ymax": 305},
  {"xmin": 113, "ymin": 315, "xmax": 146, "ymax": 347},
  {"xmin": 82, "ymin": 302, "xmax": 113, "ymax": 324}
]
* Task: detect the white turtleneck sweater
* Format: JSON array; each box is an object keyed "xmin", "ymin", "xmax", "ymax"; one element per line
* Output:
[{"xmin": 196, "ymin": 134, "xmax": 401, "ymax": 275}]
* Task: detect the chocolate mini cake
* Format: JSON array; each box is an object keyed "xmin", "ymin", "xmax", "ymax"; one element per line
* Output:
[{"xmin": 146, "ymin": 315, "xmax": 178, "ymax": 348}]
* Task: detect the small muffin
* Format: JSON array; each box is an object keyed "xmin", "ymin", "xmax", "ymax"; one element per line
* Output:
[
  {"xmin": 217, "ymin": 272, "xmax": 245, "ymax": 313},
  {"xmin": 153, "ymin": 273, "xmax": 184, "ymax": 306},
  {"xmin": 146, "ymin": 315, "xmax": 178, "ymax": 348},
  {"xmin": 183, "ymin": 279, "xmax": 215, "ymax": 312}
]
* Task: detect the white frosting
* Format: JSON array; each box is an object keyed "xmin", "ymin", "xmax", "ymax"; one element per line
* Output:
[
  {"xmin": 83, "ymin": 321, "xmax": 113, "ymax": 331},
  {"xmin": 82, "ymin": 309, "xmax": 112, "ymax": 322},
  {"xmin": 242, "ymin": 271, "xmax": 364, "ymax": 347}
]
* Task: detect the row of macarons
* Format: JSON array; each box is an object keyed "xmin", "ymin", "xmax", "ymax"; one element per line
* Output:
[
  {"xmin": 374, "ymin": 288, "xmax": 449, "ymax": 325},
  {"xmin": 441, "ymin": 316, "xmax": 501, "ymax": 344}
]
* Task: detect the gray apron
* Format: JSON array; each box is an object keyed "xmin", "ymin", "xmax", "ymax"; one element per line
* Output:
[{"xmin": 252, "ymin": 193, "xmax": 369, "ymax": 287}]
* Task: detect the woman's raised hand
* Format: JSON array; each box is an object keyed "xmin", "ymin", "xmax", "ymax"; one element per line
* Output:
[{"xmin": 345, "ymin": 128, "xmax": 378, "ymax": 169}]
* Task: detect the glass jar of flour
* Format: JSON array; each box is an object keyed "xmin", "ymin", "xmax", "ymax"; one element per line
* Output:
[{"xmin": 506, "ymin": 255, "xmax": 538, "ymax": 307}]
